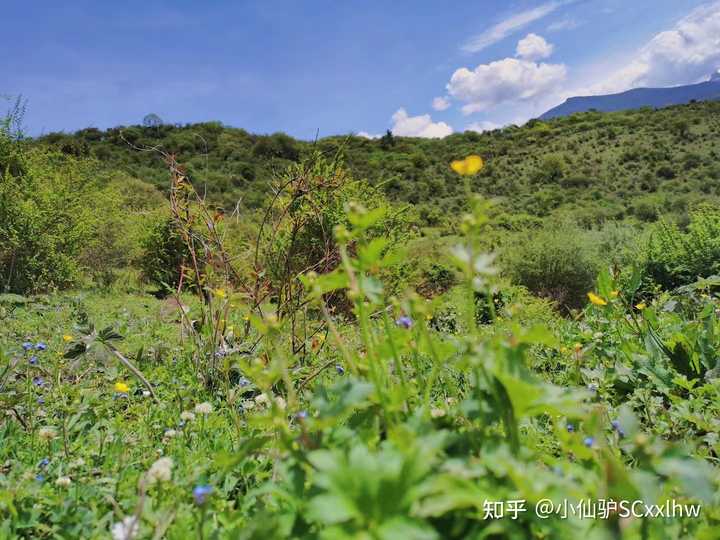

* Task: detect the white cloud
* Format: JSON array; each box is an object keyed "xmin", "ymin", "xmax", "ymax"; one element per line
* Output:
[
  {"xmin": 547, "ymin": 17, "xmax": 579, "ymax": 32},
  {"xmin": 446, "ymin": 58, "xmax": 567, "ymax": 114},
  {"xmin": 390, "ymin": 108, "xmax": 453, "ymax": 138},
  {"xmin": 357, "ymin": 131, "xmax": 380, "ymax": 139},
  {"xmin": 466, "ymin": 121, "xmax": 501, "ymax": 133},
  {"xmin": 462, "ymin": 2, "xmax": 561, "ymax": 53},
  {"xmin": 432, "ymin": 96, "xmax": 450, "ymax": 111},
  {"xmin": 594, "ymin": 1, "xmax": 720, "ymax": 93},
  {"xmin": 516, "ymin": 33, "xmax": 554, "ymax": 60}
]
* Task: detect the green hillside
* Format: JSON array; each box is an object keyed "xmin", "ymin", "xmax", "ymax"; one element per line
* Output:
[{"xmin": 37, "ymin": 100, "xmax": 720, "ymax": 227}]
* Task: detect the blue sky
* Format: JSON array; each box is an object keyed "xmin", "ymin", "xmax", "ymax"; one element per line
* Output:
[{"xmin": 4, "ymin": 0, "xmax": 719, "ymax": 138}]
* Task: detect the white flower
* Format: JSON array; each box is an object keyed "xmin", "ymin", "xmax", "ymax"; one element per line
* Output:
[
  {"xmin": 180, "ymin": 411, "xmax": 196, "ymax": 422},
  {"xmin": 430, "ymin": 408, "xmax": 446, "ymax": 418},
  {"xmin": 146, "ymin": 457, "xmax": 173, "ymax": 485},
  {"xmin": 38, "ymin": 427, "xmax": 56, "ymax": 441},
  {"xmin": 55, "ymin": 476, "xmax": 72, "ymax": 487},
  {"xmin": 111, "ymin": 516, "xmax": 139, "ymax": 540},
  {"xmin": 254, "ymin": 393, "xmax": 270, "ymax": 406},
  {"xmin": 274, "ymin": 396, "xmax": 287, "ymax": 410},
  {"xmin": 194, "ymin": 402, "xmax": 213, "ymax": 415},
  {"xmin": 162, "ymin": 429, "xmax": 178, "ymax": 441}
]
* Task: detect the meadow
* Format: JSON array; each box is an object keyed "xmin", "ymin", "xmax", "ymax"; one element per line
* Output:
[{"xmin": 1, "ymin": 100, "xmax": 720, "ymax": 539}]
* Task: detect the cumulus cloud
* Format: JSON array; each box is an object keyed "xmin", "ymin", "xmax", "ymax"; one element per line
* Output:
[
  {"xmin": 466, "ymin": 121, "xmax": 501, "ymax": 133},
  {"xmin": 357, "ymin": 131, "xmax": 381, "ymax": 139},
  {"xmin": 432, "ymin": 96, "xmax": 450, "ymax": 111},
  {"xmin": 390, "ymin": 108, "xmax": 453, "ymax": 138},
  {"xmin": 462, "ymin": 2, "xmax": 562, "ymax": 53},
  {"xmin": 596, "ymin": 1, "xmax": 720, "ymax": 93},
  {"xmin": 446, "ymin": 58, "xmax": 567, "ymax": 114},
  {"xmin": 516, "ymin": 33, "xmax": 554, "ymax": 60}
]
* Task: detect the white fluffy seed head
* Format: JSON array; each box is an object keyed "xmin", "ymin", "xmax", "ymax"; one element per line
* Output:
[
  {"xmin": 194, "ymin": 402, "xmax": 213, "ymax": 415},
  {"xmin": 146, "ymin": 457, "xmax": 173, "ymax": 485}
]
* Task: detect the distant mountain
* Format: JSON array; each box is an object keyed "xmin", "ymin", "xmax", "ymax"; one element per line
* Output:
[{"xmin": 540, "ymin": 71, "xmax": 720, "ymax": 119}]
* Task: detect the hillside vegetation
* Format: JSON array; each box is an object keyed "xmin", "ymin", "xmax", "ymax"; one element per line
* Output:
[
  {"xmin": 37, "ymin": 100, "xmax": 720, "ymax": 228},
  {"xmin": 3, "ymin": 101, "xmax": 720, "ymax": 538}
]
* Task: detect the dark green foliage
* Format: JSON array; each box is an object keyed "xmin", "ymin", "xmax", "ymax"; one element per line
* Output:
[
  {"xmin": 642, "ymin": 206, "xmax": 720, "ymax": 290},
  {"xmin": 139, "ymin": 217, "xmax": 193, "ymax": 293}
]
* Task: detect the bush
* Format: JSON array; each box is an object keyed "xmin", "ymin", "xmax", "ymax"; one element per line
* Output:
[
  {"xmin": 0, "ymin": 120, "xmax": 99, "ymax": 293},
  {"xmin": 501, "ymin": 223, "xmax": 599, "ymax": 311},
  {"xmin": 139, "ymin": 217, "xmax": 195, "ymax": 293},
  {"xmin": 641, "ymin": 206, "xmax": 720, "ymax": 290}
]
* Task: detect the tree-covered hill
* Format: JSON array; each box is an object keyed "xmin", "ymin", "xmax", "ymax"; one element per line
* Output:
[{"xmin": 35, "ymin": 100, "xmax": 720, "ymax": 227}]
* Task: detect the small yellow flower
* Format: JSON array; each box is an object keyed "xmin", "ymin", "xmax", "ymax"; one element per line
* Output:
[
  {"xmin": 450, "ymin": 155, "xmax": 484, "ymax": 176},
  {"xmin": 560, "ymin": 346, "xmax": 569, "ymax": 354},
  {"xmin": 610, "ymin": 290, "xmax": 619, "ymax": 298},
  {"xmin": 243, "ymin": 314, "xmax": 250, "ymax": 321},
  {"xmin": 114, "ymin": 381, "xmax": 129, "ymax": 393},
  {"xmin": 587, "ymin": 292, "xmax": 607, "ymax": 306},
  {"xmin": 635, "ymin": 302, "xmax": 647, "ymax": 310},
  {"xmin": 573, "ymin": 342, "xmax": 583, "ymax": 352},
  {"xmin": 213, "ymin": 288, "xmax": 227, "ymax": 299},
  {"xmin": 62, "ymin": 335, "xmax": 73, "ymax": 342}
]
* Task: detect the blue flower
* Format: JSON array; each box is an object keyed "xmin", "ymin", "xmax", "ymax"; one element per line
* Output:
[
  {"xmin": 335, "ymin": 364, "xmax": 345, "ymax": 375},
  {"xmin": 583, "ymin": 436, "xmax": 595, "ymax": 448},
  {"xmin": 35, "ymin": 342, "xmax": 47, "ymax": 351},
  {"xmin": 296, "ymin": 410, "xmax": 308, "ymax": 420},
  {"xmin": 588, "ymin": 383, "xmax": 598, "ymax": 393},
  {"xmin": 29, "ymin": 356, "xmax": 38, "ymax": 365},
  {"xmin": 35, "ymin": 474, "xmax": 45, "ymax": 482},
  {"xmin": 32, "ymin": 376, "xmax": 44, "ymax": 387},
  {"xmin": 38, "ymin": 458, "xmax": 50, "ymax": 469},
  {"xmin": 22, "ymin": 342, "xmax": 34, "ymax": 351},
  {"xmin": 396, "ymin": 316, "xmax": 413, "ymax": 329},
  {"xmin": 193, "ymin": 485, "xmax": 213, "ymax": 506},
  {"xmin": 37, "ymin": 397, "xmax": 45, "ymax": 405},
  {"xmin": 611, "ymin": 420, "xmax": 625, "ymax": 438},
  {"xmin": 238, "ymin": 377, "xmax": 250, "ymax": 387},
  {"xmin": 566, "ymin": 423, "xmax": 575, "ymax": 433}
]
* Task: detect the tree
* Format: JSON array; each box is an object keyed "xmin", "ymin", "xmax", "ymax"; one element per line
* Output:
[{"xmin": 142, "ymin": 113, "xmax": 163, "ymax": 129}]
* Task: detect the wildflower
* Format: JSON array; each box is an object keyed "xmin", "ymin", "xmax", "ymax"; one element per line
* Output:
[
  {"xmin": 36, "ymin": 474, "xmax": 45, "ymax": 482},
  {"xmin": 610, "ymin": 419, "xmax": 620, "ymax": 430},
  {"xmin": 238, "ymin": 377, "xmax": 250, "ymax": 387},
  {"xmin": 180, "ymin": 411, "xmax": 196, "ymax": 422},
  {"xmin": 573, "ymin": 343, "xmax": 582, "ymax": 353},
  {"xmin": 38, "ymin": 457, "xmax": 50, "ymax": 469},
  {"xmin": 33, "ymin": 376, "xmax": 44, "ymax": 387},
  {"xmin": 63, "ymin": 335, "xmax": 73, "ymax": 342},
  {"xmin": 255, "ymin": 393, "xmax": 270, "ymax": 406},
  {"xmin": 296, "ymin": 410, "xmax": 308, "ymax": 420},
  {"xmin": 29, "ymin": 356, "xmax": 38, "ymax": 365},
  {"xmin": 450, "ymin": 155, "xmax": 484, "ymax": 176},
  {"xmin": 396, "ymin": 316, "xmax": 413, "ymax": 329},
  {"xmin": 142, "ymin": 390, "xmax": 151, "ymax": 398},
  {"xmin": 588, "ymin": 383, "xmax": 598, "ymax": 393},
  {"xmin": 194, "ymin": 402, "xmax": 213, "ymax": 415},
  {"xmin": 636, "ymin": 302, "xmax": 647, "ymax": 310},
  {"xmin": 35, "ymin": 342, "xmax": 47, "ymax": 351},
  {"xmin": 146, "ymin": 457, "xmax": 173, "ymax": 485},
  {"xmin": 587, "ymin": 292, "xmax": 607, "ymax": 306},
  {"xmin": 55, "ymin": 476, "xmax": 72, "ymax": 487},
  {"xmin": 430, "ymin": 408, "xmax": 446, "ymax": 418},
  {"xmin": 37, "ymin": 397, "xmax": 45, "ymax": 405},
  {"xmin": 274, "ymin": 396, "xmax": 287, "ymax": 410},
  {"xmin": 566, "ymin": 423, "xmax": 575, "ymax": 433},
  {"xmin": 38, "ymin": 427, "xmax": 57, "ymax": 441},
  {"xmin": 213, "ymin": 288, "xmax": 227, "ymax": 299},
  {"xmin": 193, "ymin": 485, "xmax": 213, "ymax": 506},
  {"xmin": 610, "ymin": 290, "xmax": 619, "ymax": 298},
  {"xmin": 114, "ymin": 382, "xmax": 129, "ymax": 394},
  {"xmin": 163, "ymin": 429, "xmax": 178, "ymax": 440},
  {"xmin": 335, "ymin": 364, "xmax": 345, "ymax": 375},
  {"xmin": 583, "ymin": 436, "xmax": 595, "ymax": 448},
  {"xmin": 22, "ymin": 341, "xmax": 34, "ymax": 351},
  {"xmin": 611, "ymin": 419, "xmax": 626, "ymax": 437},
  {"xmin": 111, "ymin": 516, "xmax": 140, "ymax": 540}
]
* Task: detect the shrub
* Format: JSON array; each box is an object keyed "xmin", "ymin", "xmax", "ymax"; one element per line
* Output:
[
  {"xmin": 139, "ymin": 217, "xmax": 195, "ymax": 293},
  {"xmin": 0, "ymin": 119, "xmax": 99, "ymax": 293},
  {"xmin": 642, "ymin": 206, "xmax": 720, "ymax": 290},
  {"xmin": 501, "ymin": 222, "xmax": 599, "ymax": 311}
]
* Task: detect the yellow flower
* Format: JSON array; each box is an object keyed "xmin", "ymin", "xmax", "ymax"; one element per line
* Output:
[
  {"xmin": 243, "ymin": 314, "xmax": 251, "ymax": 321},
  {"xmin": 62, "ymin": 334, "xmax": 73, "ymax": 342},
  {"xmin": 610, "ymin": 290, "xmax": 619, "ymax": 298},
  {"xmin": 573, "ymin": 342, "xmax": 583, "ymax": 352},
  {"xmin": 114, "ymin": 382, "xmax": 129, "ymax": 393},
  {"xmin": 587, "ymin": 292, "xmax": 607, "ymax": 306},
  {"xmin": 635, "ymin": 302, "xmax": 647, "ymax": 310},
  {"xmin": 213, "ymin": 288, "xmax": 227, "ymax": 299},
  {"xmin": 450, "ymin": 155, "xmax": 484, "ymax": 176}
]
